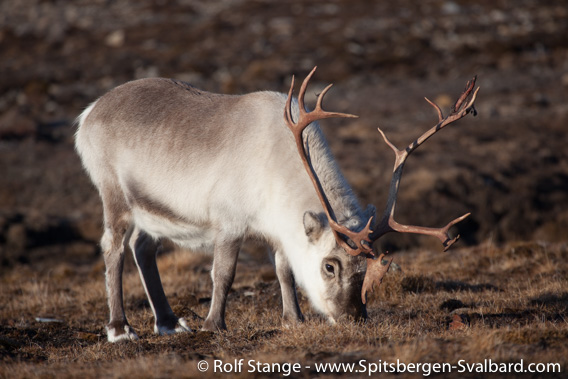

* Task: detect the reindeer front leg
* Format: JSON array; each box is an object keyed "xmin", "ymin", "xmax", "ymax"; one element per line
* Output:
[
  {"xmin": 202, "ymin": 234, "xmax": 242, "ymax": 331},
  {"xmin": 274, "ymin": 250, "xmax": 304, "ymax": 326}
]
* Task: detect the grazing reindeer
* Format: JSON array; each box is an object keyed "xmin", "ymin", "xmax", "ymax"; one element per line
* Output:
[{"xmin": 75, "ymin": 67, "xmax": 478, "ymax": 342}]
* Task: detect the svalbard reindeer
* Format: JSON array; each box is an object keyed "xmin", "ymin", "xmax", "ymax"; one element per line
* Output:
[{"xmin": 75, "ymin": 67, "xmax": 478, "ymax": 342}]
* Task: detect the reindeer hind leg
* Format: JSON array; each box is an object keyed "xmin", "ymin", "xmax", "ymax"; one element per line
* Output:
[
  {"xmin": 100, "ymin": 186, "xmax": 138, "ymax": 342},
  {"xmin": 129, "ymin": 228, "xmax": 191, "ymax": 335}
]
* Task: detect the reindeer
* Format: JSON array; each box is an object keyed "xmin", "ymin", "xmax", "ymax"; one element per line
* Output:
[{"xmin": 75, "ymin": 67, "xmax": 478, "ymax": 342}]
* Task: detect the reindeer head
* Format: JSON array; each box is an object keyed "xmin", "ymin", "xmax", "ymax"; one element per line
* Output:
[
  {"xmin": 284, "ymin": 67, "xmax": 479, "ymax": 320},
  {"xmin": 299, "ymin": 210, "xmax": 371, "ymax": 322}
]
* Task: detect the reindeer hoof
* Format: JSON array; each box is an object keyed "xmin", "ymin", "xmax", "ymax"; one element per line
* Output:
[
  {"xmin": 155, "ymin": 317, "xmax": 192, "ymax": 335},
  {"xmin": 106, "ymin": 323, "xmax": 139, "ymax": 343},
  {"xmin": 201, "ymin": 318, "xmax": 226, "ymax": 332},
  {"xmin": 281, "ymin": 313, "xmax": 304, "ymax": 328}
]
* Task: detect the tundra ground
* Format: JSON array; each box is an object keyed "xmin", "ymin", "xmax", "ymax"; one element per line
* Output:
[
  {"xmin": 1, "ymin": 0, "xmax": 567, "ymax": 377},
  {"xmin": 1, "ymin": 241, "xmax": 567, "ymax": 378}
]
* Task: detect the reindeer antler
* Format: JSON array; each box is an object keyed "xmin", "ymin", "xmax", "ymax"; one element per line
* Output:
[
  {"xmin": 361, "ymin": 253, "xmax": 393, "ymax": 304},
  {"xmin": 362, "ymin": 77, "xmax": 480, "ymax": 302},
  {"xmin": 370, "ymin": 77, "xmax": 479, "ymax": 245},
  {"xmin": 284, "ymin": 67, "xmax": 374, "ymax": 257},
  {"xmin": 284, "ymin": 68, "xmax": 479, "ymax": 304}
]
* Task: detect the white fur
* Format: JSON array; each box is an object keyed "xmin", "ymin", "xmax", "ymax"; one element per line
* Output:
[
  {"xmin": 155, "ymin": 318, "xmax": 191, "ymax": 335},
  {"xmin": 76, "ymin": 78, "xmax": 366, "ymax": 339},
  {"xmin": 106, "ymin": 325, "xmax": 139, "ymax": 343}
]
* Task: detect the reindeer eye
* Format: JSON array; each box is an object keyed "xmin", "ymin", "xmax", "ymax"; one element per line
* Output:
[{"xmin": 325, "ymin": 264, "xmax": 334, "ymax": 274}]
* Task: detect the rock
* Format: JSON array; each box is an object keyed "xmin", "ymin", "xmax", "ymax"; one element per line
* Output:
[{"xmin": 105, "ymin": 30, "xmax": 125, "ymax": 48}]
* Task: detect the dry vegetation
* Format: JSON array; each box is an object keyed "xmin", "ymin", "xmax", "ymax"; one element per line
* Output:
[
  {"xmin": 1, "ymin": 241, "xmax": 567, "ymax": 378},
  {"xmin": 1, "ymin": 0, "xmax": 568, "ymax": 377}
]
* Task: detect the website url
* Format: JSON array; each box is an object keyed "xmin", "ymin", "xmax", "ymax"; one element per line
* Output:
[
  {"xmin": 202, "ymin": 359, "xmax": 561, "ymax": 376},
  {"xmin": 314, "ymin": 359, "xmax": 561, "ymax": 376}
]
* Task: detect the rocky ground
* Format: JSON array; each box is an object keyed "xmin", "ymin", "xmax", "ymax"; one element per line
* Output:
[{"xmin": 1, "ymin": 0, "xmax": 567, "ymax": 271}]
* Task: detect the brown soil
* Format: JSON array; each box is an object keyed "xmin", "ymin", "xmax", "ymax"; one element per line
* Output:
[{"xmin": 1, "ymin": 0, "xmax": 567, "ymax": 377}]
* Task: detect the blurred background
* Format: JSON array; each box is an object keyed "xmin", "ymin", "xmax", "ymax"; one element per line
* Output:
[{"xmin": 1, "ymin": 0, "xmax": 567, "ymax": 271}]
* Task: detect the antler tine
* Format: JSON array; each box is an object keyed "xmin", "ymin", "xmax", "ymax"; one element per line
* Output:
[
  {"xmin": 361, "ymin": 253, "xmax": 393, "ymax": 304},
  {"xmin": 290, "ymin": 67, "xmax": 358, "ymax": 128},
  {"xmin": 425, "ymin": 97, "xmax": 444, "ymax": 122},
  {"xmin": 285, "ymin": 75, "xmax": 296, "ymax": 125},
  {"xmin": 284, "ymin": 67, "xmax": 373, "ymax": 257},
  {"xmin": 425, "ymin": 77, "xmax": 478, "ymax": 127},
  {"xmin": 453, "ymin": 75, "xmax": 477, "ymax": 112},
  {"xmin": 296, "ymin": 67, "xmax": 316, "ymax": 118},
  {"xmin": 370, "ymin": 77, "xmax": 479, "ymax": 245},
  {"xmin": 315, "ymin": 83, "xmax": 334, "ymax": 111}
]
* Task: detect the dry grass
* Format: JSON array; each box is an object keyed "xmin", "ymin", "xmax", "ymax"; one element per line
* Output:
[{"xmin": 1, "ymin": 241, "xmax": 567, "ymax": 378}]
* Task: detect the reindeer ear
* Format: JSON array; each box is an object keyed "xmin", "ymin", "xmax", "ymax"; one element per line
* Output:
[{"xmin": 303, "ymin": 211, "xmax": 326, "ymax": 242}]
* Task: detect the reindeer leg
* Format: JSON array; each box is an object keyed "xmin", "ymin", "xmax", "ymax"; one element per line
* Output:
[
  {"xmin": 202, "ymin": 234, "xmax": 242, "ymax": 331},
  {"xmin": 130, "ymin": 229, "xmax": 191, "ymax": 335},
  {"xmin": 101, "ymin": 190, "xmax": 138, "ymax": 342},
  {"xmin": 274, "ymin": 249, "xmax": 304, "ymax": 326}
]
